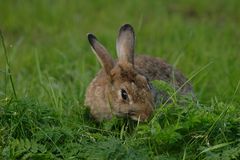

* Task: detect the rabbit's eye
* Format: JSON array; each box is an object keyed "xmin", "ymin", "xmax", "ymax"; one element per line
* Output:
[{"xmin": 121, "ymin": 89, "xmax": 128, "ymax": 100}]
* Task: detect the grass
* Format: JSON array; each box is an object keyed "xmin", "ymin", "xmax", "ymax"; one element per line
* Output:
[{"xmin": 0, "ymin": 0, "xmax": 240, "ymax": 159}]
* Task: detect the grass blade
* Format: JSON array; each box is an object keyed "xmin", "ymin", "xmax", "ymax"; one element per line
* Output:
[
  {"xmin": 0, "ymin": 29, "xmax": 17, "ymax": 99},
  {"xmin": 196, "ymin": 141, "xmax": 236, "ymax": 158}
]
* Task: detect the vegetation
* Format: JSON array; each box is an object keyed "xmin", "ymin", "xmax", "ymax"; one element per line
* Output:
[{"xmin": 0, "ymin": 0, "xmax": 239, "ymax": 159}]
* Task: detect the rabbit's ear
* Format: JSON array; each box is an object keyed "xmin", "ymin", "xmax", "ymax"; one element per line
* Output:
[
  {"xmin": 116, "ymin": 24, "xmax": 135, "ymax": 65},
  {"xmin": 88, "ymin": 33, "xmax": 114, "ymax": 75}
]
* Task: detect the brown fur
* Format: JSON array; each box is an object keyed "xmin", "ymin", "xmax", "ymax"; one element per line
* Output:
[
  {"xmin": 135, "ymin": 56, "xmax": 193, "ymax": 93},
  {"xmin": 85, "ymin": 24, "xmax": 193, "ymax": 122}
]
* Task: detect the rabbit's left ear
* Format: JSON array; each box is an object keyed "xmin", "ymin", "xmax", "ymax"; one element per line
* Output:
[
  {"xmin": 116, "ymin": 24, "xmax": 135, "ymax": 65},
  {"xmin": 88, "ymin": 33, "xmax": 114, "ymax": 75}
]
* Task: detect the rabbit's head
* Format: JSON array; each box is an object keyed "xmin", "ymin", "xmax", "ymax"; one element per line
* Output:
[{"xmin": 87, "ymin": 24, "xmax": 154, "ymax": 121}]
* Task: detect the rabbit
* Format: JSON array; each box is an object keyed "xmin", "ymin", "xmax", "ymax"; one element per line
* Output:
[{"xmin": 84, "ymin": 24, "xmax": 193, "ymax": 122}]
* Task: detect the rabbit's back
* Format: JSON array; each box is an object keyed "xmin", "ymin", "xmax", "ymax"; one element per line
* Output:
[{"xmin": 135, "ymin": 55, "xmax": 193, "ymax": 94}]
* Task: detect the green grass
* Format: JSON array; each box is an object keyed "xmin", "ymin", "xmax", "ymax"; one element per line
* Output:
[{"xmin": 0, "ymin": 0, "xmax": 240, "ymax": 159}]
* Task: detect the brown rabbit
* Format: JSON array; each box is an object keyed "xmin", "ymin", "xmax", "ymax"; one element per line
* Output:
[{"xmin": 84, "ymin": 24, "xmax": 193, "ymax": 122}]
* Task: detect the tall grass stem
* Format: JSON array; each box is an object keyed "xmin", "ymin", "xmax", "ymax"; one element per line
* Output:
[{"xmin": 0, "ymin": 29, "xmax": 17, "ymax": 99}]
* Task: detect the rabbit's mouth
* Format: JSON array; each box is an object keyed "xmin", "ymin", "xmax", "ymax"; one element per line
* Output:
[{"xmin": 127, "ymin": 111, "xmax": 149, "ymax": 122}]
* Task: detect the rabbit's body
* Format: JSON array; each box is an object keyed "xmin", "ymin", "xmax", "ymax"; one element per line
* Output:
[
  {"xmin": 134, "ymin": 55, "xmax": 192, "ymax": 93},
  {"xmin": 85, "ymin": 24, "xmax": 193, "ymax": 122}
]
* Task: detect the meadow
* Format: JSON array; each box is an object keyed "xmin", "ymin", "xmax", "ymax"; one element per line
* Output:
[{"xmin": 0, "ymin": 0, "xmax": 240, "ymax": 159}]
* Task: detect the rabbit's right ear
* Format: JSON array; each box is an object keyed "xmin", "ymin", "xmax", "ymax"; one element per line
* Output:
[
  {"xmin": 88, "ymin": 33, "xmax": 114, "ymax": 75},
  {"xmin": 116, "ymin": 24, "xmax": 135, "ymax": 65}
]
